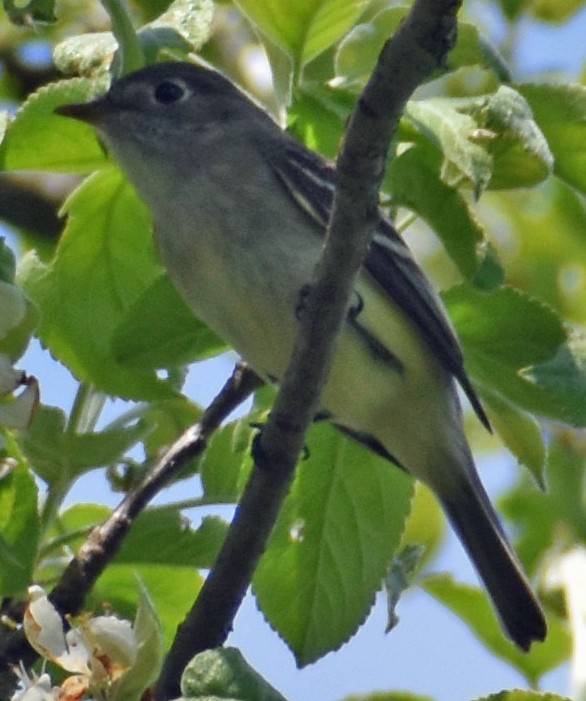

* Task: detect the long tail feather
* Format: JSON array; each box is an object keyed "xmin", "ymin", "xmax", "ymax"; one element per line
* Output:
[{"xmin": 440, "ymin": 475, "xmax": 546, "ymax": 650}]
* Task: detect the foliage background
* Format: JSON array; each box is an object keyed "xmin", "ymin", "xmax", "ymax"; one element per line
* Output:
[{"xmin": 1, "ymin": 1, "xmax": 586, "ymax": 700}]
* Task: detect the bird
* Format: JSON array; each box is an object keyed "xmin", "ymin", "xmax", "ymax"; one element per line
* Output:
[{"xmin": 57, "ymin": 61, "xmax": 547, "ymax": 650}]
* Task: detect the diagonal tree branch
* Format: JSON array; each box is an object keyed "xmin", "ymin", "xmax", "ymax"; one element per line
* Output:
[
  {"xmin": 49, "ymin": 362, "xmax": 263, "ymax": 617},
  {"xmin": 0, "ymin": 362, "xmax": 262, "ymax": 685},
  {"xmin": 155, "ymin": 1, "xmax": 463, "ymax": 698}
]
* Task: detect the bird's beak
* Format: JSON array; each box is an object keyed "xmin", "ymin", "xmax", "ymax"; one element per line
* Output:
[{"xmin": 55, "ymin": 98, "xmax": 108, "ymax": 124}]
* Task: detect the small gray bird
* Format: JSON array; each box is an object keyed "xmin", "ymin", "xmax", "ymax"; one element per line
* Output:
[{"xmin": 57, "ymin": 61, "xmax": 546, "ymax": 650}]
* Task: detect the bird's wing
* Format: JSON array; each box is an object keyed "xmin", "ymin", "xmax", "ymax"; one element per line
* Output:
[{"xmin": 266, "ymin": 139, "xmax": 490, "ymax": 430}]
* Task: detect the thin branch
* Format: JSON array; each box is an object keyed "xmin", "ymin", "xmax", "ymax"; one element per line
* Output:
[
  {"xmin": 0, "ymin": 362, "xmax": 262, "ymax": 680},
  {"xmin": 155, "ymin": 1, "xmax": 462, "ymax": 698},
  {"xmin": 50, "ymin": 362, "xmax": 262, "ymax": 616}
]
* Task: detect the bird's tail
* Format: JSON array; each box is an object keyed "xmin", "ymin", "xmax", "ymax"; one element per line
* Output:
[{"xmin": 439, "ymin": 471, "xmax": 546, "ymax": 651}]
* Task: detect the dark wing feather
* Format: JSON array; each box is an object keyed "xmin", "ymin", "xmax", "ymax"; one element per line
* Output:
[
  {"xmin": 265, "ymin": 138, "xmax": 490, "ymax": 430},
  {"xmin": 366, "ymin": 222, "xmax": 490, "ymax": 429}
]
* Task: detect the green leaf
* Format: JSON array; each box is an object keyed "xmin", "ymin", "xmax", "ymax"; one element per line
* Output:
[
  {"xmin": 53, "ymin": 32, "xmax": 118, "ymax": 76},
  {"xmin": 234, "ymin": 0, "xmax": 369, "ymax": 69},
  {"xmin": 139, "ymin": 396, "xmax": 202, "ymax": 465},
  {"xmin": 95, "ymin": 563, "xmax": 203, "ymax": 649},
  {"xmin": 60, "ymin": 504, "xmax": 209, "ymax": 646},
  {"xmin": 181, "ymin": 647, "xmax": 288, "ymax": 701},
  {"xmin": 47, "ymin": 504, "xmax": 227, "ymax": 588},
  {"xmin": 400, "ymin": 484, "xmax": 445, "ymax": 567},
  {"xmin": 147, "ymin": 0, "xmax": 214, "ymax": 53},
  {"xmin": 542, "ymin": 437, "xmax": 585, "ymax": 542},
  {"xmin": 0, "ymin": 240, "xmax": 16, "ymax": 283},
  {"xmin": 334, "ymin": 6, "xmax": 405, "ymax": 84},
  {"xmin": 200, "ymin": 418, "xmax": 254, "ymax": 502},
  {"xmin": 443, "ymin": 284, "xmax": 581, "ymax": 424},
  {"xmin": 112, "ymin": 274, "xmax": 226, "ymax": 369},
  {"xmin": 530, "ymin": 0, "xmax": 585, "ymax": 22},
  {"xmin": 485, "ymin": 179, "xmax": 586, "ymax": 327},
  {"xmin": 481, "ymin": 390, "xmax": 547, "ymax": 487},
  {"xmin": 385, "ymin": 147, "xmax": 487, "ymax": 280},
  {"xmin": 288, "ymin": 85, "xmax": 353, "ymax": 158},
  {"xmin": 0, "ymin": 294, "xmax": 39, "ymax": 362},
  {"xmin": 335, "ymin": 8, "xmax": 509, "ymax": 84},
  {"xmin": 3, "ymin": 0, "xmax": 56, "ymax": 24},
  {"xmin": 472, "ymin": 242, "xmax": 506, "ymax": 291},
  {"xmin": 261, "ymin": 35, "xmax": 295, "ymax": 109},
  {"xmin": 130, "ymin": 0, "xmax": 170, "ymax": 21},
  {"xmin": 447, "ymin": 23, "xmax": 510, "ymax": 81},
  {"xmin": 253, "ymin": 423, "xmax": 413, "ymax": 666},
  {"xmin": 55, "ymin": 505, "xmax": 224, "ymax": 635},
  {"xmin": 110, "ymin": 7, "xmax": 215, "ymax": 78},
  {"xmin": 44, "ymin": 503, "xmax": 109, "ymax": 556},
  {"xmin": 21, "ymin": 169, "xmax": 176, "ymax": 399},
  {"xmin": 1, "ymin": 78, "xmax": 107, "ymax": 172},
  {"xmin": 384, "ymin": 544, "xmax": 426, "ymax": 633},
  {"xmin": 495, "ymin": 0, "xmax": 524, "ymax": 20},
  {"xmin": 58, "ymin": 501, "xmax": 110, "ymax": 528},
  {"xmin": 519, "ymin": 83, "xmax": 586, "ymax": 195},
  {"xmin": 102, "ymin": 0, "xmax": 145, "ymax": 76},
  {"xmin": 404, "ymin": 98, "xmax": 493, "ymax": 196},
  {"xmin": 110, "ymin": 579, "xmax": 164, "ymax": 701},
  {"xmin": 132, "ymin": 26, "xmax": 192, "ymax": 65},
  {"xmin": 0, "ymin": 246, "xmax": 39, "ymax": 361},
  {"xmin": 0, "ymin": 281, "xmax": 27, "ymax": 341},
  {"xmin": 501, "ymin": 435, "xmax": 586, "ymax": 573},
  {"xmin": 0, "ymin": 464, "xmax": 39, "ymax": 596},
  {"xmin": 115, "ymin": 511, "xmax": 228, "ymax": 569},
  {"xmin": 522, "ymin": 329, "xmax": 586, "ymax": 426},
  {"xmin": 19, "ymin": 404, "xmax": 148, "ymax": 485},
  {"xmin": 402, "ymin": 87, "xmax": 552, "ymax": 195},
  {"xmin": 55, "ymin": 5, "xmax": 209, "ymax": 76},
  {"xmin": 423, "ymin": 575, "xmax": 570, "ymax": 687},
  {"xmin": 468, "ymin": 86, "xmax": 553, "ymax": 190}
]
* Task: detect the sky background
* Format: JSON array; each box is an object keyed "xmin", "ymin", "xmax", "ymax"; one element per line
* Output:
[{"xmin": 6, "ymin": 2, "xmax": 586, "ymax": 700}]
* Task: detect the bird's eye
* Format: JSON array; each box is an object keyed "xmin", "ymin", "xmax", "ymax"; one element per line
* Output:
[{"xmin": 153, "ymin": 80, "xmax": 186, "ymax": 104}]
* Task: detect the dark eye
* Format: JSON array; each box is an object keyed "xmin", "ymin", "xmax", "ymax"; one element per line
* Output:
[{"xmin": 153, "ymin": 80, "xmax": 186, "ymax": 104}]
